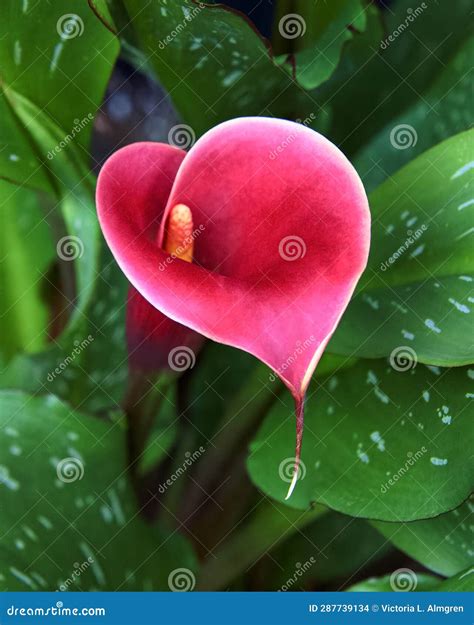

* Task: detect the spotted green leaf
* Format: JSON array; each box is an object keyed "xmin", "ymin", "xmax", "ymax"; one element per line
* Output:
[
  {"xmin": 329, "ymin": 130, "xmax": 474, "ymax": 366},
  {"xmin": 0, "ymin": 391, "xmax": 196, "ymax": 590},
  {"xmin": 0, "ymin": 92, "xmax": 52, "ymax": 193},
  {"xmin": 0, "ymin": 0, "xmax": 118, "ymax": 158},
  {"xmin": 98, "ymin": 0, "xmax": 315, "ymax": 135},
  {"xmin": 373, "ymin": 497, "xmax": 474, "ymax": 577},
  {"xmin": 247, "ymin": 360, "xmax": 474, "ymax": 521}
]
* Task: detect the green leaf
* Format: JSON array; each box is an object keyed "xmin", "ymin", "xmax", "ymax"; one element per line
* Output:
[
  {"xmin": 247, "ymin": 360, "xmax": 474, "ymax": 521},
  {"xmin": 437, "ymin": 567, "xmax": 474, "ymax": 591},
  {"xmin": 373, "ymin": 497, "xmax": 474, "ymax": 577},
  {"xmin": 99, "ymin": 0, "xmax": 315, "ymax": 135},
  {"xmin": 0, "ymin": 0, "xmax": 118, "ymax": 355},
  {"xmin": 3, "ymin": 86, "xmax": 102, "ymax": 340},
  {"xmin": 329, "ymin": 130, "xmax": 474, "ymax": 366},
  {"xmin": 188, "ymin": 343, "xmax": 265, "ymax": 442},
  {"xmin": 347, "ymin": 573, "xmax": 439, "ymax": 592},
  {"xmin": 0, "ymin": 181, "xmax": 55, "ymax": 361},
  {"xmin": 0, "ymin": 0, "xmax": 118, "ymax": 155},
  {"xmin": 197, "ymin": 500, "xmax": 326, "ymax": 590},
  {"xmin": 255, "ymin": 512, "xmax": 392, "ymax": 590},
  {"xmin": 274, "ymin": 0, "xmax": 368, "ymax": 90},
  {"xmin": 355, "ymin": 37, "xmax": 474, "ymax": 192},
  {"xmin": 3, "ymin": 85, "xmax": 93, "ymax": 188},
  {"xmin": 0, "ymin": 1, "xmax": 119, "ymax": 361},
  {"xmin": 0, "ymin": 248, "xmax": 130, "ymax": 413},
  {"xmin": 0, "ymin": 391, "xmax": 196, "ymax": 590},
  {"xmin": 331, "ymin": 277, "xmax": 474, "ymax": 367},
  {"xmin": 0, "ymin": 6, "xmax": 116, "ymax": 196},
  {"xmin": 318, "ymin": 0, "xmax": 471, "ymax": 157},
  {"xmin": 348, "ymin": 567, "xmax": 474, "ymax": 592},
  {"xmin": 0, "ymin": 92, "xmax": 52, "ymax": 193},
  {"xmin": 63, "ymin": 248, "xmax": 130, "ymax": 411},
  {"xmin": 139, "ymin": 381, "xmax": 179, "ymax": 476}
]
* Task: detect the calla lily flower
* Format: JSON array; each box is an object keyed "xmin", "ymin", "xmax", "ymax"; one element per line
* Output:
[{"xmin": 96, "ymin": 117, "xmax": 370, "ymax": 498}]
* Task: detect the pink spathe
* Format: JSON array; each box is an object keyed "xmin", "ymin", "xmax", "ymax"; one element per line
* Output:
[{"xmin": 96, "ymin": 117, "xmax": 371, "ymax": 497}]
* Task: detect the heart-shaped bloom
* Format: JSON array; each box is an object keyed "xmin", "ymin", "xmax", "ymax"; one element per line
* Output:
[{"xmin": 97, "ymin": 117, "xmax": 370, "ymax": 497}]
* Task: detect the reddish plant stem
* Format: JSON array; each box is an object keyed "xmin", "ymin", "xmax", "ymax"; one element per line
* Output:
[{"xmin": 285, "ymin": 394, "xmax": 305, "ymax": 500}]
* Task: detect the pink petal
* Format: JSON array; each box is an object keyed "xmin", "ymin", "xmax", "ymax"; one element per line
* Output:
[
  {"xmin": 127, "ymin": 286, "xmax": 203, "ymax": 372},
  {"xmin": 101, "ymin": 142, "xmax": 200, "ymax": 372}
]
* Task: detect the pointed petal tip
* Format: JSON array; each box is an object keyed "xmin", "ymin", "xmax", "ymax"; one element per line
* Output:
[{"xmin": 285, "ymin": 468, "xmax": 299, "ymax": 500}]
